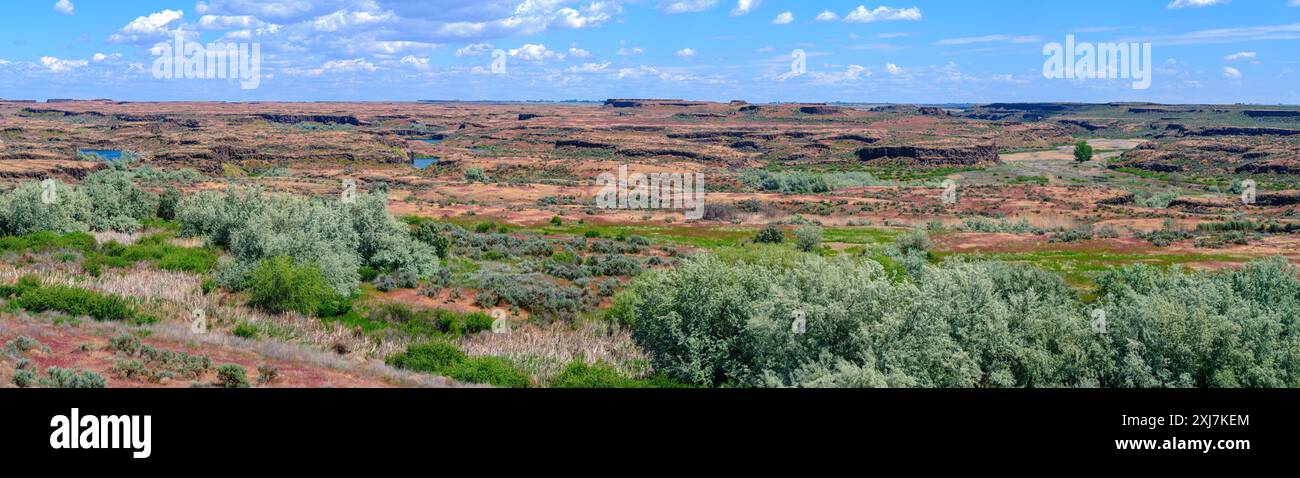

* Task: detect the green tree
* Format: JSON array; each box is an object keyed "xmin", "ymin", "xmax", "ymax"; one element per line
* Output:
[{"xmin": 1073, "ymin": 141, "xmax": 1094, "ymax": 163}]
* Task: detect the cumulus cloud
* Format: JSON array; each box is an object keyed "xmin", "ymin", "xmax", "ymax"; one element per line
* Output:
[
  {"xmin": 885, "ymin": 62, "xmax": 903, "ymax": 75},
  {"xmin": 400, "ymin": 55, "xmax": 429, "ymax": 69},
  {"xmin": 108, "ymin": 9, "xmax": 185, "ymax": 43},
  {"xmin": 566, "ymin": 62, "xmax": 611, "ymax": 73},
  {"xmin": 676, "ymin": 47, "xmax": 696, "ymax": 58},
  {"xmin": 730, "ymin": 0, "xmax": 759, "ymax": 16},
  {"xmin": 772, "ymin": 11, "xmax": 793, "ymax": 24},
  {"xmin": 815, "ymin": 10, "xmax": 838, "ymax": 22},
  {"xmin": 456, "ymin": 43, "xmax": 495, "ymax": 57},
  {"xmin": 54, "ymin": 0, "xmax": 75, "ymax": 15},
  {"xmin": 1168, "ymin": 0, "xmax": 1230, "ymax": 9},
  {"xmin": 508, "ymin": 43, "xmax": 564, "ymax": 62},
  {"xmin": 198, "ymin": 14, "xmax": 267, "ymax": 30},
  {"xmin": 617, "ymin": 44, "xmax": 644, "ymax": 56},
  {"xmin": 1222, "ymin": 66, "xmax": 1242, "ymax": 79},
  {"xmin": 661, "ymin": 0, "xmax": 719, "ymax": 14},
  {"xmin": 843, "ymin": 5, "xmax": 922, "ymax": 23},
  {"xmin": 92, "ymin": 53, "xmax": 123, "ymax": 63},
  {"xmin": 40, "ymin": 56, "xmax": 88, "ymax": 73},
  {"xmin": 568, "ymin": 47, "xmax": 591, "ymax": 58}
]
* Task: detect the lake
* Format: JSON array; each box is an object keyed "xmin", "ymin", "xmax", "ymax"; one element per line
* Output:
[
  {"xmin": 412, "ymin": 157, "xmax": 437, "ymax": 169},
  {"xmin": 78, "ymin": 149, "xmax": 124, "ymax": 161}
]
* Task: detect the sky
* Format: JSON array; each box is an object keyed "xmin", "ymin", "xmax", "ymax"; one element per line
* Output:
[{"xmin": 0, "ymin": 0, "xmax": 1298, "ymax": 104}]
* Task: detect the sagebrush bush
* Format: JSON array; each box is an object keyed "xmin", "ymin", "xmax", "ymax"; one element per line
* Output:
[
  {"xmin": 754, "ymin": 224, "xmax": 785, "ymax": 244},
  {"xmin": 622, "ymin": 250, "xmax": 1300, "ymax": 388},
  {"xmin": 794, "ymin": 225, "xmax": 823, "ymax": 252},
  {"xmin": 178, "ymin": 188, "xmax": 440, "ymax": 295},
  {"xmin": 0, "ymin": 180, "xmax": 93, "ymax": 236},
  {"xmin": 38, "ymin": 367, "xmax": 108, "ymax": 388},
  {"xmin": 216, "ymin": 364, "xmax": 251, "ymax": 388}
]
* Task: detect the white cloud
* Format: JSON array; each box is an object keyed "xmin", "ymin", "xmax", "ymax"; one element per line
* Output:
[
  {"xmin": 569, "ymin": 47, "xmax": 592, "ymax": 58},
  {"xmin": 456, "ymin": 43, "xmax": 494, "ymax": 57},
  {"xmin": 1223, "ymin": 51, "xmax": 1256, "ymax": 61},
  {"xmin": 1222, "ymin": 66, "xmax": 1242, "ymax": 78},
  {"xmin": 296, "ymin": 58, "xmax": 378, "ymax": 76},
  {"xmin": 400, "ymin": 55, "xmax": 429, "ymax": 69},
  {"xmin": 885, "ymin": 62, "xmax": 903, "ymax": 75},
  {"xmin": 617, "ymin": 45, "xmax": 644, "ymax": 56},
  {"xmin": 39, "ymin": 56, "xmax": 88, "ymax": 73},
  {"xmin": 772, "ymin": 11, "xmax": 793, "ymax": 24},
  {"xmin": 1168, "ymin": 0, "xmax": 1230, "ymax": 9},
  {"xmin": 92, "ymin": 53, "xmax": 123, "ymax": 63},
  {"xmin": 53, "ymin": 0, "xmax": 75, "ymax": 16},
  {"xmin": 1129, "ymin": 23, "xmax": 1300, "ymax": 45},
  {"xmin": 108, "ymin": 9, "xmax": 185, "ymax": 43},
  {"xmin": 936, "ymin": 34, "xmax": 1041, "ymax": 46},
  {"xmin": 616, "ymin": 65, "xmax": 660, "ymax": 79},
  {"xmin": 566, "ymin": 62, "xmax": 611, "ymax": 73},
  {"xmin": 662, "ymin": 0, "xmax": 719, "ymax": 14},
  {"xmin": 676, "ymin": 47, "xmax": 696, "ymax": 58},
  {"xmin": 197, "ymin": 14, "xmax": 268, "ymax": 30},
  {"xmin": 843, "ymin": 5, "xmax": 922, "ymax": 23},
  {"xmin": 815, "ymin": 10, "xmax": 838, "ymax": 22},
  {"xmin": 509, "ymin": 43, "xmax": 564, "ymax": 62},
  {"xmin": 730, "ymin": 0, "xmax": 759, "ymax": 16}
]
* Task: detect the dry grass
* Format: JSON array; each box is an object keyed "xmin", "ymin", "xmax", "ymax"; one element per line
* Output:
[
  {"xmin": 456, "ymin": 320, "xmax": 649, "ymax": 382},
  {"xmin": 92, "ymin": 230, "xmax": 141, "ymax": 245}
]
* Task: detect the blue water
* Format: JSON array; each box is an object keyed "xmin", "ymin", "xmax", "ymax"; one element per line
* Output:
[
  {"xmin": 419, "ymin": 138, "xmax": 442, "ymax": 144},
  {"xmin": 412, "ymin": 157, "xmax": 437, "ymax": 169},
  {"xmin": 79, "ymin": 149, "xmax": 123, "ymax": 161}
]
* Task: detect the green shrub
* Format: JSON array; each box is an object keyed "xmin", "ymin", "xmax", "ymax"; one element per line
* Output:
[
  {"xmin": 232, "ymin": 322, "xmax": 260, "ymax": 339},
  {"xmin": 108, "ymin": 333, "xmax": 141, "ymax": 355},
  {"xmin": 754, "ymin": 224, "xmax": 785, "ymax": 244},
  {"xmin": 247, "ymin": 256, "xmax": 334, "ymax": 315},
  {"xmin": 443, "ymin": 357, "xmax": 532, "ymax": 388},
  {"xmin": 215, "ymin": 364, "xmax": 251, "ymax": 388},
  {"xmin": 15, "ymin": 284, "xmax": 136, "ymax": 322},
  {"xmin": 794, "ymin": 225, "xmax": 823, "ymax": 252},
  {"xmin": 38, "ymin": 367, "xmax": 108, "ymax": 388},
  {"xmin": 550, "ymin": 361, "xmax": 636, "ymax": 388},
  {"xmin": 385, "ymin": 342, "xmax": 467, "ymax": 373},
  {"xmin": 12, "ymin": 369, "xmax": 35, "ymax": 388},
  {"xmin": 895, "ymin": 230, "xmax": 930, "ymax": 254}
]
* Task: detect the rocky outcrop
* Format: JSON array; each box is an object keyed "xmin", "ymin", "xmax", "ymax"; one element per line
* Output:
[
  {"xmin": 1186, "ymin": 126, "xmax": 1300, "ymax": 137},
  {"xmin": 618, "ymin": 148, "xmax": 704, "ymax": 160},
  {"xmin": 1243, "ymin": 110, "xmax": 1300, "ymax": 118},
  {"xmin": 257, "ymin": 114, "xmax": 363, "ymax": 125},
  {"xmin": 854, "ymin": 144, "xmax": 999, "ymax": 166},
  {"xmin": 1235, "ymin": 160, "xmax": 1300, "ymax": 175},
  {"xmin": 555, "ymin": 140, "xmax": 614, "ymax": 149},
  {"xmin": 798, "ymin": 105, "xmax": 845, "ymax": 115}
]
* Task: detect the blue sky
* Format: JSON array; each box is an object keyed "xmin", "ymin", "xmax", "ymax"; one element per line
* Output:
[{"xmin": 1, "ymin": 0, "xmax": 1298, "ymax": 103}]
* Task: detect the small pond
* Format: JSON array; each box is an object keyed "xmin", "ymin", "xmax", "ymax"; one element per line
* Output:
[{"xmin": 78, "ymin": 149, "xmax": 124, "ymax": 161}]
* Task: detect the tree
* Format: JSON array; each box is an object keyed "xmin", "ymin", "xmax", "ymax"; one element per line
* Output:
[{"xmin": 1073, "ymin": 141, "xmax": 1094, "ymax": 163}]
